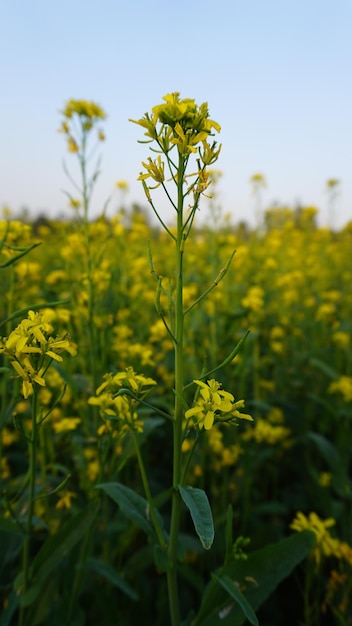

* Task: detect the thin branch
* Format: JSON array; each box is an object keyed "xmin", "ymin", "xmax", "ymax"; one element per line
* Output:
[
  {"xmin": 183, "ymin": 330, "xmax": 250, "ymax": 390},
  {"xmin": 113, "ymin": 388, "xmax": 174, "ymax": 421},
  {"xmin": 142, "ymin": 181, "xmax": 176, "ymax": 239},
  {"xmin": 0, "ymin": 299, "xmax": 70, "ymax": 328},
  {"xmin": 184, "ymin": 248, "xmax": 236, "ymax": 315}
]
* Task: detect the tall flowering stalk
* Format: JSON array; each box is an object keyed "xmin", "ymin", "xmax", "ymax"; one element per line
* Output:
[
  {"xmin": 129, "ymin": 93, "xmax": 252, "ymax": 625},
  {"xmin": 0, "ymin": 311, "xmax": 76, "ymax": 626},
  {"xmin": 59, "ymin": 99, "xmax": 106, "ymax": 397}
]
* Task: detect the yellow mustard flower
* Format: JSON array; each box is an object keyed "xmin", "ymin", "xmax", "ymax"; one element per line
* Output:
[
  {"xmin": 247, "ymin": 419, "xmax": 291, "ymax": 445},
  {"xmin": 319, "ymin": 472, "xmax": 332, "ymax": 488},
  {"xmin": 1, "ymin": 457, "xmax": 10, "ymax": 479},
  {"xmin": 331, "ymin": 331, "xmax": 350, "ymax": 349},
  {"xmin": 138, "ymin": 155, "xmax": 165, "ymax": 187},
  {"xmin": 185, "ymin": 379, "xmax": 252, "ymax": 430},
  {"xmin": 328, "ymin": 376, "xmax": 352, "ymax": 403},
  {"xmin": 1, "ymin": 310, "xmax": 76, "ymax": 398},
  {"xmin": 60, "ymin": 99, "xmax": 106, "ymax": 121},
  {"xmin": 52, "ymin": 417, "xmax": 81, "ymax": 434},
  {"xmin": 56, "ymin": 490, "xmax": 77, "ymax": 510},
  {"xmin": 67, "ymin": 137, "xmax": 79, "ymax": 153},
  {"xmin": 290, "ymin": 512, "xmax": 340, "ymax": 566},
  {"xmin": 130, "ymin": 92, "xmax": 221, "ymax": 176},
  {"xmin": 116, "ymin": 180, "xmax": 129, "ymax": 191},
  {"xmin": 89, "ymin": 367, "xmax": 157, "ymax": 433}
]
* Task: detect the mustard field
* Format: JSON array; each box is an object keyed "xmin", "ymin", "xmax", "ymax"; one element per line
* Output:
[{"xmin": 1, "ymin": 95, "xmax": 351, "ymax": 626}]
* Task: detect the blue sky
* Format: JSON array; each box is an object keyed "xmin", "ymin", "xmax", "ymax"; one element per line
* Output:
[{"xmin": 1, "ymin": 0, "xmax": 351, "ymax": 227}]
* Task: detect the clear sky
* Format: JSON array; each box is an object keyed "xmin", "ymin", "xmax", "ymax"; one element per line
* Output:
[{"xmin": 1, "ymin": 0, "xmax": 351, "ymax": 228}]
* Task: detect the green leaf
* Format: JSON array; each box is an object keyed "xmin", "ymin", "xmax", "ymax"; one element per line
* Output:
[
  {"xmin": 0, "ymin": 299, "xmax": 70, "ymax": 328},
  {"xmin": 310, "ymin": 357, "xmax": 339, "ymax": 381},
  {"xmin": 31, "ymin": 503, "xmax": 99, "ymax": 579},
  {"xmin": 193, "ymin": 530, "xmax": 315, "ymax": 625},
  {"xmin": 0, "ymin": 517, "xmax": 23, "ymax": 534},
  {"xmin": 0, "ymin": 242, "xmax": 41, "ymax": 268},
  {"xmin": 213, "ymin": 574, "xmax": 258, "ymax": 626},
  {"xmin": 86, "ymin": 558, "xmax": 138, "ymax": 600},
  {"xmin": 153, "ymin": 544, "xmax": 171, "ymax": 572},
  {"xmin": 17, "ymin": 504, "xmax": 99, "ymax": 607},
  {"xmin": 306, "ymin": 431, "xmax": 340, "ymax": 468},
  {"xmin": 224, "ymin": 505, "xmax": 234, "ymax": 565},
  {"xmin": 0, "ymin": 590, "xmax": 19, "ymax": 626},
  {"xmin": 116, "ymin": 418, "xmax": 165, "ymax": 472},
  {"xmin": 97, "ymin": 482, "xmax": 164, "ymax": 540},
  {"xmin": 305, "ymin": 431, "xmax": 346, "ymax": 492},
  {"xmin": 178, "ymin": 485, "xmax": 214, "ymax": 550}
]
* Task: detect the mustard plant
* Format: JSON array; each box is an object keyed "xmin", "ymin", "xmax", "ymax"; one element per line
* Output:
[
  {"xmin": 89, "ymin": 92, "xmax": 252, "ymax": 625},
  {"xmin": 0, "ymin": 310, "xmax": 76, "ymax": 626},
  {"xmin": 249, "ymin": 173, "xmax": 266, "ymax": 233},
  {"xmin": 326, "ymin": 178, "xmax": 340, "ymax": 230},
  {"xmin": 59, "ymin": 99, "xmax": 107, "ymax": 396}
]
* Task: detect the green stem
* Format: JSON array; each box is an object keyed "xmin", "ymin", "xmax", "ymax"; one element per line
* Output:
[
  {"xmin": 167, "ymin": 153, "xmax": 186, "ymax": 626},
  {"xmin": 180, "ymin": 431, "xmax": 201, "ymax": 486},
  {"xmin": 66, "ymin": 526, "xmax": 92, "ymax": 625},
  {"xmin": 79, "ymin": 133, "xmax": 99, "ymax": 427},
  {"xmin": 131, "ymin": 427, "xmax": 166, "ymax": 548},
  {"xmin": 19, "ymin": 390, "xmax": 38, "ymax": 626}
]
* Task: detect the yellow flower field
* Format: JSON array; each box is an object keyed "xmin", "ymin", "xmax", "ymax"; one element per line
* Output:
[{"xmin": 0, "ymin": 94, "xmax": 351, "ymax": 626}]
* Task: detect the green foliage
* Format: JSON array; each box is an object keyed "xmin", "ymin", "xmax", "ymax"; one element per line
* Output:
[
  {"xmin": 193, "ymin": 531, "xmax": 316, "ymax": 625},
  {"xmin": 178, "ymin": 486, "xmax": 214, "ymax": 550},
  {"xmin": 1, "ymin": 93, "xmax": 352, "ymax": 625}
]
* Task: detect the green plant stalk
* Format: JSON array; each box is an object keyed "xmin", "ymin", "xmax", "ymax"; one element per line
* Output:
[
  {"xmin": 66, "ymin": 524, "xmax": 93, "ymax": 625},
  {"xmin": 38, "ymin": 426, "xmax": 49, "ymax": 518},
  {"xmin": 19, "ymin": 390, "xmax": 38, "ymax": 626},
  {"xmin": 80, "ymin": 131, "xmax": 98, "ymax": 391},
  {"xmin": 65, "ymin": 130, "xmax": 101, "ymax": 615},
  {"xmin": 180, "ymin": 430, "xmax": 201, "ymax": 486},
  {"xmin": 0, "ymin": 265, "xmax": 15, "ymax": 464},
  {"xmin": 166, "ymin": 153, "xmax": 186, "ymax": 626},
  {"xmin": 131, "ymin": 427, "xmax": 166, "ymax": 548}
]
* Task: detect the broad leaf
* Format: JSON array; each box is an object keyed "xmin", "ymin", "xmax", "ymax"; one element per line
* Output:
[
  {"xmin": 213, "ymin": 574, "xmax": 258, "ymax": 626},
  {"xmin": 0, "ymin": 590, "xmax": 19, "ymax": 626},
  {"xmin": 178, "ymin": 485, "xmax": 214, "ymax": 550},
  {"xmin": 97, "ymin": 482, "xmax": 165, "ymax": 540},
  {"xmin": 86, "ymin": 558, "xmax": 138, "ymax": 600},
  {"xmin": 193, "ymin": 530, "xmax": 315, "ymax": 625},
  {"xmin": 16, "ymin": 503, "xmax": 99, "ymax": 608}
]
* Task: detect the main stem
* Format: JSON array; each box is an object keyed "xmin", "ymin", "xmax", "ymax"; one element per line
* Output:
[
  {"xmin": 19, "ymin": 391, "xmax": 38, "ymax": 626},
  {"xmin": 131, "ymin": 427, "xmax": 166, "ymax": 548},
  {"xmin": 167, "ymin": 155, "xmax": 186, "ymax": 626},
  {"xmin": 79, "ymin": 135, "xmax": 99, "ymax": 420}
]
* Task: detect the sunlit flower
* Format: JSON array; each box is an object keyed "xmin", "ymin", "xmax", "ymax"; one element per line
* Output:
[
  {"xmin": 60, "ymin": 99, "xmax": 106, "ymax": 121},
  {"xmin": 130, "ymin": 92, "xmax": 221, "ymax": 195},
  {"xmin": 1, "ymin": 311, "xmax": 76, "ymax": 398},
  {"xmin": 138, "ymin": 155, "xmax": 165, "ymax": 186}
]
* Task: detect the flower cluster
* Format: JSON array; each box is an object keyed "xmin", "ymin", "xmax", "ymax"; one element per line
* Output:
[
  {"xmin": 185, "ymin": 379, "xmax": 253, "ymax": 430},
  {"xmin": 130, "ymin": 92, "xmax": 221, "ymax": 195},
  {"xmin": 0, "ymin": 310, "xmax": 77, "ymax": 398},
  {"xmin": 58, "ymin": 98, "xmax": 106, "ymax": 153},
  {"xmin": 89, "ymin": 367, "xmax": 157, "ymax": 433},
  {"xmin": 290, "ymin": 512, "xmax": 341, "ymax": 566},
  {"xmin": 328, "ymin": 376, "xmax": 352, "ymax": 403}
]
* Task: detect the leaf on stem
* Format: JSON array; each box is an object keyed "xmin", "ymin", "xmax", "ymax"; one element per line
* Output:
[
  {"xmin": 178, "ymin": 485, "xmax": 214, "ymax": 550},
  {"xmin": 97, "ymin": 482, "xmax": 165, "ymax": 540},
  {"xmin": 213, "ymin": 574, "xmax": 258, "ymax": 626}
]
